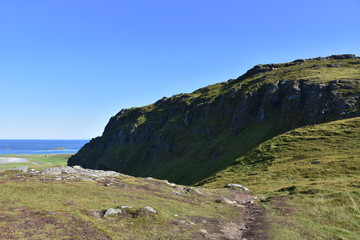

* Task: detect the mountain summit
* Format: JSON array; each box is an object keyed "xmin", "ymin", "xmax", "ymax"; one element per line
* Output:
[{"xmin": 68, "ymin": 54, "xmax": 360, "ymax": 184}]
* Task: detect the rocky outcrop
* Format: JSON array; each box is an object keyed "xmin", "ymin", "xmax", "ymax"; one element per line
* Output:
[
  {"xmin": 68, "ymin": 55, "xmax": 360, "ymax": 184},
  {"xmin": 225, "ymin": 184, "xmax": 250, "ymax": 191}
]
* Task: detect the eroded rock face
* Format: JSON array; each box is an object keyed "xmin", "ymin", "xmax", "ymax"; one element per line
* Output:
[{"xmin": 68, "ymin": 55, "xmax": 360, "ymax": 184}]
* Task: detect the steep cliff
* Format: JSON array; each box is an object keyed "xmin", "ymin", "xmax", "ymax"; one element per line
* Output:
[{"xmin": 68, "ymin": 54, "xmax": 360, "ymax": 184}]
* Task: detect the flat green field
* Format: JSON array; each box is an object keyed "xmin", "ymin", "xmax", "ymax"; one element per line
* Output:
[{"xmin": 0, "ymin": 154, "xmax": 70, "ymax": 171}]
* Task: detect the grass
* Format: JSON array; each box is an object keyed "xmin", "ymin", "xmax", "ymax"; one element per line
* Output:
[
  {"xmin": 201, "ymin": 117, "xmax": 360, "ymax": 239},
  {"xmin": 0, "ymin": 169, "xmax": 244, "ymax": 239},
  {"xmin": 235, "ymin": 58, "xmax": 360, "ymax": 90},
  {"xmin": 0, "ymin": 154, "xmax": 70, "ymax": 170}
]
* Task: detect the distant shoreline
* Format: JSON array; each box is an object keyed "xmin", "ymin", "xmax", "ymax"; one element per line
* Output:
[
  {"xmin": 0, "ymin": 139, "xmax": 88, "ymax": 155},
  {"xmin": 0, "ymin": 154, "xmax": 71, "ymax": 171},
  {"xmin": 0, "ymin": 157, "xmax": 29, "ymax": 164}
]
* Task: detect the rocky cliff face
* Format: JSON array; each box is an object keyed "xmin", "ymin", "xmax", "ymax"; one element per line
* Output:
[{"xmin": 68, "ymin": 55, "xmax": 360, "ymax": 184}]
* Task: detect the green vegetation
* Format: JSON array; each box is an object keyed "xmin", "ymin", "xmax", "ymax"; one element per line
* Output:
[
  {"xmin": 0, "ymin": 154, "xmax": 70, "ymax": 170},
  {"xmin": 0, "ymin": 56, "xmax": 360, "ymax": 240},
  {"xmin": 2, "ymin": 115, "xmax": 359, "ymax": 239},
  {"xmin": 3, "ymin": 55, "xmax": 357, "ymax": 239},
  {"xmin": 69, "ymin": 55, "xmax": 360, "ymax": 185},
  {"xmin": 202, "ymin": 117, "xmax": 360, "ymax": 239},
  {"xmin": 0, "ymin": 170, "xmax": 244, "ymax": 239}
]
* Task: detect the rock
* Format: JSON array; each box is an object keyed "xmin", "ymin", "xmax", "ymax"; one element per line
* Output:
[
  {"xmin": 138, "ymin": 206, "xmax": 157, "ymax": 216},
  {"xmin": 40, "ymin": 166, "xmax": 121, "ymax": 180},
  {"xmin": 88, "ymin": 209, "xmax": 102, "ymax": 218},
  {"xmin": 199, "ymin": 229, "xmax": 208, "ymax": 234},
  {"xmin": 8, "ymin": 166, "xmax": 28, "ymax": 173},
  {"xmin": 103, "ymin": 208, "xmax": 122, "ymax": 217},
  {"xmin": 120, "ymin": 205, "xmax": 132, "ymax": 209},
  {"xmin": 41, "ymin": 167, "xmax": 63, "ymax": 175},
  {"xmin": 183, "ymin": 187, "xmax": 193, "ymax": 193},
  {"xmin": 327, "ymin": 64, "xmax": 341, "ymax": 68},
  {"xmin": 329, "ymin": 54, "xmax": 357, "ymax": 59},
  {"xmin": 163, "ymin": 180, "xmax": 177, "ymax": 187},
  {"xmin": 225, "ymin": 184, "xmax": 250, "ymax": 191},
  {"xmin": 215, "ymin": 197, "xmax": 237, "ymax": 205},
  {"xmin": 174, "ymin": 186, "xmax": 186, "ymax": 193},
  {"xmin": 311, "ymin": 160, "xmax": 321, "ymax": 164}
]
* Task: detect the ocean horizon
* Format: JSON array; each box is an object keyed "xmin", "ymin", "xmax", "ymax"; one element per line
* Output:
[{"xmin": 0, "ymin": 139, "xmax": 89, "ymax": 155}]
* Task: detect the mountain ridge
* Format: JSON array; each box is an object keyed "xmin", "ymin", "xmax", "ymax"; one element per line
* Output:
[{"xmin": 68, "ymin": 54, "xmax": 360, "ymax": 184}]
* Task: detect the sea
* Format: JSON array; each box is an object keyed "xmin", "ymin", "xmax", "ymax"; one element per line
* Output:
[{"xmin": 0, "ymin": 139, "xmax": 89, "ymax": 155}]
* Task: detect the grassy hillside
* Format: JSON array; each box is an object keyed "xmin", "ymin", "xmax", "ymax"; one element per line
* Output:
[
  {"xmin": 1, "ymin": 117, "xmax": 359, "ymax": 239},
  {"xmin": 201, "ymin": 117, "xmax": 360, "ymax": 239},
  {"xmin": 0, "ymin": 167, "xmax": 253, "ymax": 239},
  {"xmin": 69, "ymin": 55, "xmax": 360, "ymax": 185}
]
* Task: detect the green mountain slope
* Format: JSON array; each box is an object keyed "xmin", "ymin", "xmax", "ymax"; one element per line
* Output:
[
  {"xmin": 68, "ymin": 54, "xmax": 360, "ymax": 185},
  {"xmin": 201, "ymin": 117, "xmax": 360, "ymax": 239},
  {"xmin": 201, "ymin": 117, "xmax": 360, "ymax": 190}
]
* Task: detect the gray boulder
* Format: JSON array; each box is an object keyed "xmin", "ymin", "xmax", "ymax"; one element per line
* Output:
[
  {"xmin": 225, "ymin": 183, "xmax": 250, "ymax": 191},
  {"xmin": 138, "ymin": 206, "xmax": 157, "ymax": 216},
  {"xmin": 103, "ymin": 208, "xmax": 122, "ymax": 217},
  {"xmin": 215, "ymin": 197, "xmax": 237, "ymax": 205}
]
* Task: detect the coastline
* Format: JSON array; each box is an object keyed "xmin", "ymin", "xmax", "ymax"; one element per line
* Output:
[
  {"xmin": 0, "ymin": 139, "xmax": 88, "ymax": 155},
  {"xmin": 0, "ymin": 154, "xmax": 72, "ymax": 171},
  {"xmin": 0, "ymin": 157, "xmax": 29, "ymax": 164}
]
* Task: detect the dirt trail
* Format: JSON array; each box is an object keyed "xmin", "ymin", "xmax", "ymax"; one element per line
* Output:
[
  {"xmin": 242, "ymin": 199, "xmax": 270, "ymax": 240},
  {"xmin": 198, "ymin": 189, "xmax": 270, "ymax": 240},
  {"xmin": 234, "ymin": 190, "xmax": 270, "ymax": 240}
]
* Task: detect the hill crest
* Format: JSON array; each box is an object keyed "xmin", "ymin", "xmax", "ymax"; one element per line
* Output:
[{"xmin": 68, "ymin": 54, "xmax": 360, "ymax": 184}]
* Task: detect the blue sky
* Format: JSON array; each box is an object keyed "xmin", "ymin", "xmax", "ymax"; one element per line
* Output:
[{"xmin": 1, "ymin": 0, "xmax": 359, "ymax": 139}]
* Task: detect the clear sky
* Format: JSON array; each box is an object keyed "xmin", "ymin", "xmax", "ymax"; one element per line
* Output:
[{"xmin": 0, "ymin": 0, "xmax": 359, "ymax": 139}]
